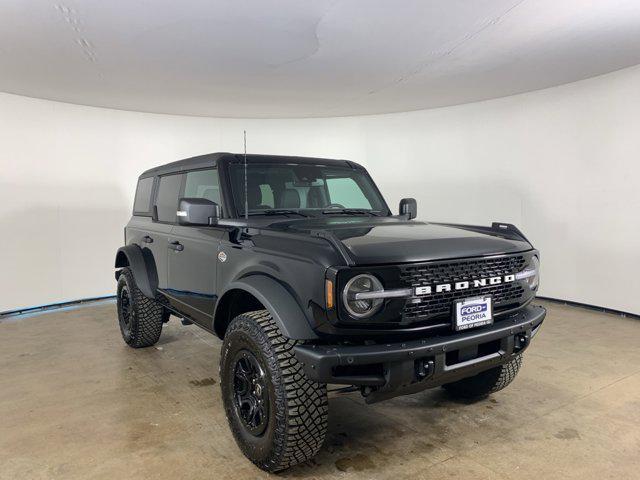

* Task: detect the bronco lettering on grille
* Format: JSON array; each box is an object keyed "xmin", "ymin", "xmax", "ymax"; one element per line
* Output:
[{"xmin": 414, "ymin": 274, "xmax": 515, "ymax": 296}]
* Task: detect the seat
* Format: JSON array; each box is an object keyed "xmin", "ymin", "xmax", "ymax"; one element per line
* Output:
[
  {"xmin": 306, "ymin": 186, "xmax": 324, "ymax": 208},
  {"xmin": 280, "ymin": 189, "xmax": 301, "ymax": 209},
  {"xmin": 247, "ymin": 184, "xmax": 270, "ymax": 210}
]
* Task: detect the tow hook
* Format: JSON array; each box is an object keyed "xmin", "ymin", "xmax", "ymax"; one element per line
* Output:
[
  {"xmin": 416, "ymin": 359, "xmax": 435, "ymax": 379},
  {"xmin": 514, "ymin": 333, "xmax": 529, "ymax": 352},
  {"xmin": 361, "ymin": 386, "xmax": 375, "ymax": 397}
]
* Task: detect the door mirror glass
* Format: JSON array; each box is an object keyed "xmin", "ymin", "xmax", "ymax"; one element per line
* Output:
[
  {"xmin": 177, "ymin": 198, "xmax": 220, "ymax": 226},
  {"xmin": 399, "ymin": 198, "xmax": 417, "ymax": 220}
]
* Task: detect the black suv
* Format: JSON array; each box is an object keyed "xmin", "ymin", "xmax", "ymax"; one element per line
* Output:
[{"xmin": 115, "ymin": 152, "xmax": 545, "ymax": 472}]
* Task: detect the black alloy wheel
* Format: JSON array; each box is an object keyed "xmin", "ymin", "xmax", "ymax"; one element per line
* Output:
[
  {"xmin": 118, "ymin": 284, "xmax": 133, "ymax": 337},
  {"xmin": 232, "ymin": 350, "xmax": 270, "ymax": 436}
]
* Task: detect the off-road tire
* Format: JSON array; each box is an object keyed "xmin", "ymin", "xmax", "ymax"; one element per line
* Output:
[
  {"xmin": 220, "ymin": 310, "xmax": 328, "ymax": 472},
  {"xmin": 116, "ymin": 267, "xmax": 164, "ymax": 348},
  {"xmin": 443, "ymin": 355, "xmax": 523, "ymax": 399}
]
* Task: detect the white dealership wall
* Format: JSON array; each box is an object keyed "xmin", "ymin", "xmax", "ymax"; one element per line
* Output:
[{"xmin": 1, "ymin": 64, "xmax": 639, "ymax": 314}]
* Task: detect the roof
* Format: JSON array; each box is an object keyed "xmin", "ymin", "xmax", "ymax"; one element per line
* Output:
[{"xmin": 139, "ymin": 152, "xmax": 363, "ymax": 178}]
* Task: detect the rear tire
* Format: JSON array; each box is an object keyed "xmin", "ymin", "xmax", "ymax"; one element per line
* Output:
[
  {"xmin": 443, "ymin": 355, "xmax": 523, "ymax": 399},
  {"xmin": 220, "ymin": 310, "xmax": 328, "ymax": 472},
  {"xmin": 116, "ymin": 267, "xmax": 164, "ymax": 348}
]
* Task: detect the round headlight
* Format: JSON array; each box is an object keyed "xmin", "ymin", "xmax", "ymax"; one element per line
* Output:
[{"xmin": 342, "ymin": 274, "xmax": 384, "ymax": 319}]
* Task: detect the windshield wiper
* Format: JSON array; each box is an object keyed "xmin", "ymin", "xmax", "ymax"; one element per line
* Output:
[
  {"xmin": 249, "ymin": 209, "xmax": 309, "ymax": 217},
  {"xmin": 321, "ymin": 209, "xmax": 379, "ymax": 216}
]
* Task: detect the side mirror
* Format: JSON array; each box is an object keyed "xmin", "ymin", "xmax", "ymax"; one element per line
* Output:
[
  {"xmin": 177, "ymin": 198, "xmax": 220, "ymax": 226},
  {"xmin": 399, "ymin": 198, "xmax": 417, "ymax": 220}
]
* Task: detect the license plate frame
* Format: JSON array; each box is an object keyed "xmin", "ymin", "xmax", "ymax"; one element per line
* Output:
[{"xmin": 454, "ymin": 295, "xmax": 493, "ymax": 331}]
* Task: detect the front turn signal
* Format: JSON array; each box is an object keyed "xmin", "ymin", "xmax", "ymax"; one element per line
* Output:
[{"xmin": 325, "ymin": 279, "xmax": 335, "ymax": 310}]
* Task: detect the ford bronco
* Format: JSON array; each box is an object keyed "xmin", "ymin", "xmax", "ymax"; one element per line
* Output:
[{"xmin": 114, "ymin": 152, "xmax": 545, "ymax": 471}]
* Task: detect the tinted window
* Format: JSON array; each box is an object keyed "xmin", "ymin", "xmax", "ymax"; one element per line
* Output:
[
  {"xmin": 133, "ymin": 177, "xmax": 154, "ymax": 213},
  {"xmin": 326, "ymin": 177, "xmax": 371, "ymax": 209},
  {"xmin": 155, "ymin": 174, "xmax": 182, "ymax": 223},
  {"xmin": 229, "ymin": 164, "xmax": 385, "ymax": 215},
  {"xmin": 184, "ymin": 169, "xmax": 221, "ymax": 204}
]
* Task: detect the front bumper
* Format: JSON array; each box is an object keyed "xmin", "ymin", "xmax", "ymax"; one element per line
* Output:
[{"xmin": 295, "ymin": 304, "xmax": 546, "ymax": 403}]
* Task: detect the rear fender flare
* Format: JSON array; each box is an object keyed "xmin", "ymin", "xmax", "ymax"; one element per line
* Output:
[
  {"xmin": 114, "ymin": 245, "xmax": 158, "ymax": 299},
  {"xmin": 215, "ymin": 275, "xmax": 318, "ymax": 340}
]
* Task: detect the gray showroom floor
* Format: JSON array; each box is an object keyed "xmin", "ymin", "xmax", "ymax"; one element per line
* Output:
[{"xmin": 1, "ymin": 300, "xmax": 639, "ymax": 480}]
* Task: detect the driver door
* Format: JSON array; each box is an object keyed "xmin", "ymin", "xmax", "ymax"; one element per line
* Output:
[{"xmin": 166, "ymin": 168, "xmax": 225, "ymax": 329}]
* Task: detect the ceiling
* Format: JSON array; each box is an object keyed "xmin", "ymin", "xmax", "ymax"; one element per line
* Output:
[{"xmin": 2, "ymin": 0, "xmax": 640, "ymax": 118}]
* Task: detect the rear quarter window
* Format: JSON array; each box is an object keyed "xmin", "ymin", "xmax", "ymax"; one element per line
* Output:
[{"xmin": 133, "ymin": 177, "xmax": 154, "ymax": 214}]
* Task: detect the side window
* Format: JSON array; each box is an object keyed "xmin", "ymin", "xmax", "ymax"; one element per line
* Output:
[
  {"xmin": 326, "ymin": 177, "xmax": 371, "ymax": 209},
  {"xmin": 155, "ymin": 174, "xmax": 183, "ymax": 223},
  {"xmin": 133, "ymin": 177, "xmax": 154, "ymax": 214},
  {"xmin": 184, "ymin": 169, "xmax": 221, "ymax": 204}
]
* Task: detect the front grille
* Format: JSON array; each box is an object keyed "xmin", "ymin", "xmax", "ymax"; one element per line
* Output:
[{"xmin": 399, "ymin": 254, "xmax": 528, "ymax": 325}]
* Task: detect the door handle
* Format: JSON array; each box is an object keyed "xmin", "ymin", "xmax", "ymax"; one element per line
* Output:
[
  {"xmin": 142, "ymin": 235, "xmax": 153, "ymax": 244},
  {"xmin": 168, "ymin": 241, "xmax": 184, "ymax": 252}
]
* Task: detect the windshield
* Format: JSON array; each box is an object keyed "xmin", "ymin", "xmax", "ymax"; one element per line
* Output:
[{"xmin": 229, "ymin": 163, "xmax": 388, "ymax": 216}]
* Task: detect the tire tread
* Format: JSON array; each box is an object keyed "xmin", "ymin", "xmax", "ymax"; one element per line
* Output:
[
  {"xmin": 117, "ymin": 268, "xmax": 164, "ymax": 348},
  {"xmin": 443, "ymin": 355, "xmax": 523, "ymax": 399},
  {"xmin": 222, "ymin": 310, "xmax": 328, "ymax": 472}
]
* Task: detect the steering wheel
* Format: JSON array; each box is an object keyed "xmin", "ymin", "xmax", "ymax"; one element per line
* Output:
[{"xmin": 325, "ymin": 203, "xmax": 345, "ymax": 209}]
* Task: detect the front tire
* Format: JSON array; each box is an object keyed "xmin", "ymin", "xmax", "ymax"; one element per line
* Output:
[
  {"xmin": 443, "ymin": 355, "xmax": 523, "ymax": 399},
  {"xmin": 220, "ymin": 310, "xmax": 328, "ymax": 472},
  {"xmin": 116, "ymin": 267, "xmax": 164, "ymax": 348}
]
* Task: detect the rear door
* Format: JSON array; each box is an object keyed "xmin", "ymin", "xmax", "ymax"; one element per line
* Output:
[
  {"xmin": 126, "ymin": 176, "xmax": 157, "ymax": 248},
  {"xmin": 166, "ymin": 168, "xmax": 225, "ymax": 327},
  {"xmin": 149, "ymin": 173, "xmax": 184, "ymax": 290}
]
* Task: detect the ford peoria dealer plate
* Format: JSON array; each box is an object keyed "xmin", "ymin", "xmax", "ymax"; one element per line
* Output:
[{"xmin": 454, "ymin": 296, "xmax": 493, "ymax": 331}]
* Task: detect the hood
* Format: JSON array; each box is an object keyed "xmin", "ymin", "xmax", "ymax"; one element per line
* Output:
[{"xmin": 269, "ymin": 217, "xmax": 532, "ymax": 265}]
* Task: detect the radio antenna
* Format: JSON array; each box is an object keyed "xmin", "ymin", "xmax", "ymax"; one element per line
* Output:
[{"xmin": 243, "ymin": 130, "xmax": 248, "ymax": 221}]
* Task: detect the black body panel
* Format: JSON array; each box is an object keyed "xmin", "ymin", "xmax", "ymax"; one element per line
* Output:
[
  {"xmin": 165, "ymin": 223, "xmax": 225, "ymax": 325},
  {"xmin": 272, "ymin": 217, "xmax": 532, "ymax": 265}
]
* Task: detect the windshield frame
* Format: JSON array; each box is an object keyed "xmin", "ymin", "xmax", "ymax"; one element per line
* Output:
[{"xmin": 225, "ymin": 161, "xmax": 392, "ymax": 218}]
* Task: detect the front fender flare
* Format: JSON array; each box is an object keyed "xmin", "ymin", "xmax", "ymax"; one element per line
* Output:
[
  {"xmin": 114, "ymin": 245, "xmax": 158, "ymax": 299},
  {"xmin": 215, "ymin": 276, "xmax": 319, "ymax": 340}
]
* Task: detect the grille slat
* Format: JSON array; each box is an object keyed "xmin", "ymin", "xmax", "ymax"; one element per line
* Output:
[{"xmin": 399, "ymin": 255, "xmax": 527, "ymax": 325}]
